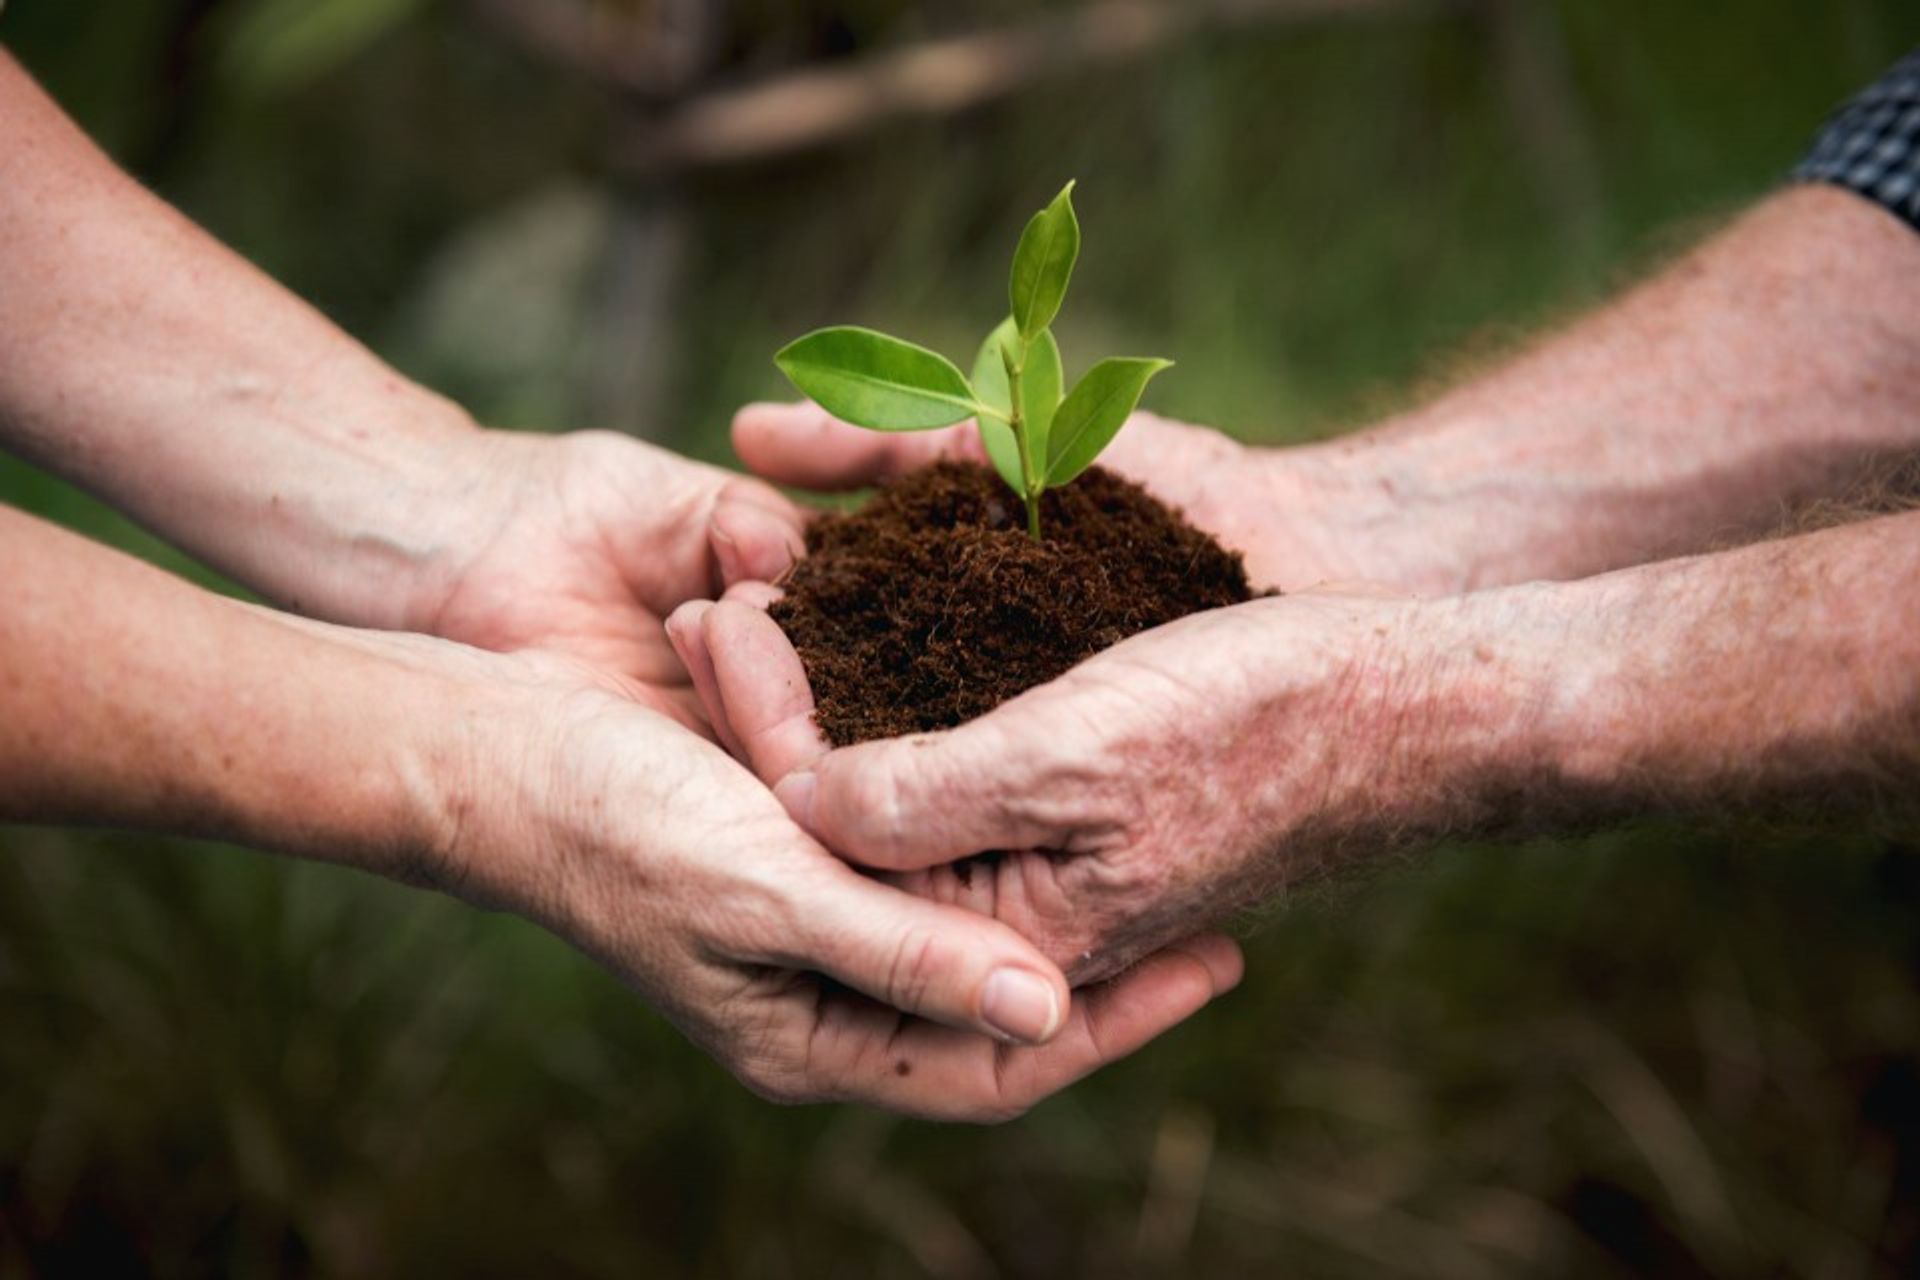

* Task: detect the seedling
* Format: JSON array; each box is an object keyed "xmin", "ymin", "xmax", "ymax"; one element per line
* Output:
[{"xmin": 774, "ymin": 182, "xmax": 1171, "ymax": 540}]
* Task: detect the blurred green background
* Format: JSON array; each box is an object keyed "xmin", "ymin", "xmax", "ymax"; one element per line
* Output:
[{"xmin": 3, "ymin": 1, "xmax": 1919, "ymax": 1275}]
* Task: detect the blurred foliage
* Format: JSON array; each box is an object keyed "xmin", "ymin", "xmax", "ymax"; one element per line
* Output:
[
  {"xmin": 219, "ymin": 0, "xmax": 435, "ymax": 94},
  {"xmin": 2, "ymin": 1, "xmax": 1919, "ymax": 1276}
]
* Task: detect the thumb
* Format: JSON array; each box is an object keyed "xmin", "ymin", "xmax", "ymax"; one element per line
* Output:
[
  {"xmin": 708, "ymin": 478, "xmax": 805, "ymax": 588},
  {"xmin": 702, "ymin": 598, "xmax": 829, "ymax": 784},
  {"xmin": 779, "ymin": 720, "xmax": 1080, "ymax": 872},
  {"xmin": 732, "ymin": 401, "xmax": 984, "ymax": 491},
  {"xmin": 779, "ymin": 863, "xmax": 1071, "ymax": 1045}
]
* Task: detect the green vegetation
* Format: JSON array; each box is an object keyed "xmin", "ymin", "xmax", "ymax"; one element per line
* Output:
[{"xmin": 777, "ymin": 183, "xmax": 1169, "ymax": 538}]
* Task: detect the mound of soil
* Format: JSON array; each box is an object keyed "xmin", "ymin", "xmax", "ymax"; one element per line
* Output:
[{"xmin": 769, "ymin": 461, "xmax": 1254, "ymax": 746}]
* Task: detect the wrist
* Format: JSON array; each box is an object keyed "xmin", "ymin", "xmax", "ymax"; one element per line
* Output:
[
  {"xmin": 303, "ymin": 391, "xmax": 506, "ymax": 633},
  {"xmin": 1263, "ymin": 421, "xmax": 1498, "ymax": 596},
  {"xmin": 212, "ymin": 618, "xmax": 522, "ymax": 883},
  {"xmin": 1378, "ymin": 577, "xmax": 1640, "ymax": 834},
  {"xmin": 1285, "ymin": 584, "xmax": 1595, "ymax": 842},
  {"xmin": 353, "ymin": 635, "xmax": 583, "ymax": 905}
]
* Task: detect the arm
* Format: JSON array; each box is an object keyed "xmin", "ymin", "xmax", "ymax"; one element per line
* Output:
[
  {"xmin": 677, "ymin": 509, "xmax": 1920, "ymax": 977},
  {"xmin": 0, "ymin": 50, "xmax": 801, "ymax": 683},
  {"xmin": 0, "ymin": 48, "xmax": 476, "ymax": 628},
  {"xmin": 730, "ymin": 187, "xmax": 1920, "ymax": 595},
  {"xmin": 1283, "ymin": 185, "xmax": 1920, "ymax": 593},
  {"xmin": 0, "ymin": 501, "xmax": 1241, "ymax": 1119}
]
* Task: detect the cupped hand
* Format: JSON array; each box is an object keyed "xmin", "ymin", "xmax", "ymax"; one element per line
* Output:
[
  {"xmin": 667, "ymin": 586, "xmax": 1430, "ymax": 984},
  {"xmin": 408, "ymin": 429, "xmax": 807, "ymax": 726},
  {"xmin": 436, "ymin": 649, "xmax": 1244, "ymax": 1122},
  {"xmin": 730, "ymin": 402, "xmax": 1378, "ymax": 593}
]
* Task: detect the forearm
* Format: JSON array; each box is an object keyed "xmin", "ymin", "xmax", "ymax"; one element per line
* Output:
[
  {"xmin": 1391, "ymin": 509, "xmax": 1920, "ymax": 836},
  {"xmin": 0, "ymin": 503, "xmax": 488, "ymax": 875},
  {"xmin": 0, "ymin": 51, "xmax": 490, "ymax": 628},
  {"xmin": 1275, "ymin": 187, "xmax": 1920, "ymax": 594}
]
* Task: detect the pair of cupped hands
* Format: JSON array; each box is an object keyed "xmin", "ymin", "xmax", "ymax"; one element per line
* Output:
[{"xmin": 424, "ymin": 402, "xmax": 1392, "ymax": 1122}]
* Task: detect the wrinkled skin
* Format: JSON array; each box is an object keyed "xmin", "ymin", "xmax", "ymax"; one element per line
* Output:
[
  {"xmin": 670, "ymin": 586, "xmax": 1420, "ymax": 984},
  {"xmin": 432, "ymin": 642, "xmax": 1244, "ymax": 1123},
  {"xmin": 376, "ymin": 425, "xmax": 1246, "ymax": 1119},
  {"xmin": 680, "ymin": 403, "xmax": 1433, "ymax": 979},
  {"xmin": 409, "ymin": 428, "xmax": 809, "ymax": 726}
]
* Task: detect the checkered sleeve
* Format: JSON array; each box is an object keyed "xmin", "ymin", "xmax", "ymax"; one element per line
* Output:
[{"xmin": 1793, "ymin": 48, "xmax": 1920, "ymax": 231}]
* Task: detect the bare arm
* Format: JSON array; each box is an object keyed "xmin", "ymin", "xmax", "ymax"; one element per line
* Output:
[
  {"xmin": 681, "ymin": 507, "xmax": 1920, "ymax": 977},
  {"xmin": 0, "ymin": 502, "xmax": 1241, "ymax": 1118},
  {"xmin": 0, "ymin": 49, "xmax": 485, "ymax": 628},
  {"xmin": 733, "ymin": 187, "xmax": 1920, "ymax": 595},
  {"xmin": 1285, "ymin": 186, "xmax": 1920, "ymax": 593},
  {"xmin": 0, "ymin": 49, "xmax": 803, "ymax": 682},
  {"xmin": 0, "ymin": 503, "xmax": 468, "ymax": 859}
]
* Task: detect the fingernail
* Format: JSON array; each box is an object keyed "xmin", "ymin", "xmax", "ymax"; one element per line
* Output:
[
  {"xmin": 775, "ymin": 771, "xmax": 817, "ymax": 833},
  {"xmin": 981, "ymin": 968, "xmax": 1061, "ymax": 1045}
]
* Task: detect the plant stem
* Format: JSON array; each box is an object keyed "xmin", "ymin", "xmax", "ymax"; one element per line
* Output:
[{"xmin": 1004, "ymin": 340, "xmax": 1043, "ymax": 541}]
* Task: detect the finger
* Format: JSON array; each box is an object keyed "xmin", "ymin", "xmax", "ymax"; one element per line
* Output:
[
  {"xmin": 720, "ymin": 579, "xmax": 783, "ymax": 610},
  {"xmin": 710, "ymin": 479, "xmax": 805, "ymax": 587},
  {"xmin": 778, "ymin": 718, "xmax": 1076, "ymax": 871},
  {"xmin": 769, "ymin": 864, "xmax": 1073, "ymax": 1046},
  {"xmin": 732, "ymin": 401, "xmax": 984, "ymax": 491},
  {"xmin": 801, "ymin": 932, "xmax": 1245, "ymax": 1123},
  {"xmin": 1296, "ymin": 578, "xmax": 1412, "ymax": 600},
  {"xmin": 701, "ymin": 600, "xmax": 829, "ymax": 785},
  {"xmin": 664, "ymin": 601, "xmax": 746, "ymax": 760},
  {"xmin": 712, "ymin": 473, "xmax": 800, "ymax": 517}
]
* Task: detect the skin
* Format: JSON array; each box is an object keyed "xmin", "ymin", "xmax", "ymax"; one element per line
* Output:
[
  {"xmin": 676, "ymin": 509, "xmax": 1920, "ymax": 982},
  {"xmin": 0, "ymin": 505, "xmax": 1242, "ymax": 1118},
  {"xmin": 0, "ymin": 49, "xmax": 800, "ymax": 709},
  {"xmin": 689, "ymin": 184, "xmax": 1920, "ymax": 979},
  {"xmin": 0, "ymin": 51, "xmax": 1246, "ymax": 1118},
  {"xmin": 733, "ymin": 186, "xmax": 1920, "ymax": 596}
]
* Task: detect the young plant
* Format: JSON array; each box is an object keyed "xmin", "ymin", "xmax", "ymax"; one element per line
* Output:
[{"xmin": 773, "ymin": 182, "xmax": 1171, "ymax": 540}]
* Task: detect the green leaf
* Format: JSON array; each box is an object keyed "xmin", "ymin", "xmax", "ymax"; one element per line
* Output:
[
  {"xmin": 1008, "ymin": 182, "xmax": 1080, "ymax": 340},
  {"xmin": 1045, "ymin": 357, "xmax": 1173, "ymax": 486},
  {"xmin": 1020, "ymin": 328, "xmax": 1063, "ymax": 475},
  {"xmin": 774, "ymin": 327, "xmax": 979, "ymax": 431},
  {"xmin": 971, "ymin": 318, "xmax": 1064, "ymax": 493},
  {"xmin": 970, "ymin": 323, "xmax": 1023, "ymax": 493}
]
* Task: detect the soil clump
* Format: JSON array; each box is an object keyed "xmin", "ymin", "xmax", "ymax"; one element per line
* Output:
[{"xmin": 770, "ymin": 461, "xmax": 1254, "ymax": 746}]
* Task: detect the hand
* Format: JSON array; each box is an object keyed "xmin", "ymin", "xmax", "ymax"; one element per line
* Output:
[
  {"xmin": 666, "ymin": 585, "xmax": 1482, "ymax": 983},
  {"xmin": 432, "ymin": 648, "xmax": 1244, "ymax": 1121},
  {"xmin": 730, "ymin": 402, "xmax": 1387, "ymax": 593},
  {"xmin": 404, "ymin": 428, "xmax": 808, "ymax": 726}
]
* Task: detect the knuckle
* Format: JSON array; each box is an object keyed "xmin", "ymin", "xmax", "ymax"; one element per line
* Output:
[
  {"xmin": 833, "ymin": 754, "xmax": 910, "ymax": 859},
  {"xmin": 1002, "ymin": 741, "xmax": 1139, "ymax": 850},
  {"xmin": 882, "ymin": 922, "xmax": 947, "ymax": 1014}
]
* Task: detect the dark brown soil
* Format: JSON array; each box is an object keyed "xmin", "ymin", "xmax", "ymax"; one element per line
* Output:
[{"xmin": 770, "ymin": 462, "xmax": 1254, "ymax": 746}]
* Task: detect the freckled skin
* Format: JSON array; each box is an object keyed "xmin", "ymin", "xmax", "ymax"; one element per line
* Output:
[
  {"xmin": 690, "ymin": 515, "xmax": 1920, "ymax": 983},
  {"xmin": 0, "ymin": 50, "xmax": 802, "ymax": 707},
  {"xmin": 735, "ymin": 188, "xmax": 1920, "ymax": 603},
  {"xmin": 702, "ymin": 186, "xmax": 1920, "ymax": 986},
  {"xmin": 0, "ymin": 54, "xmax": 1249, "ymax": 1122},
  {"xmin": 0, "ymin": 505, "xmax": 1246, "ymax": 1121}
]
